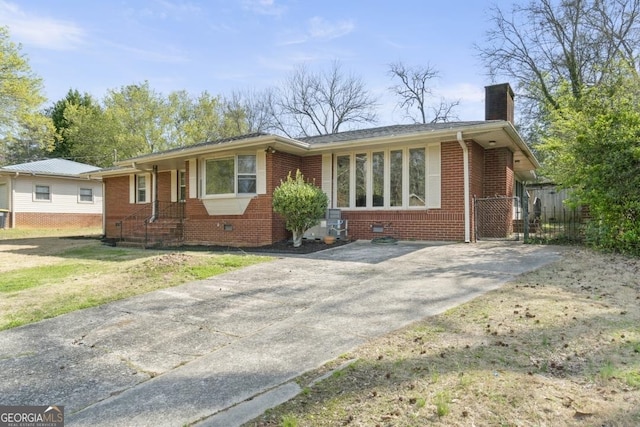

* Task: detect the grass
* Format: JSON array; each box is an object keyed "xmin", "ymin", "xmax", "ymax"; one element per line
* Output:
[
  {"xmin": 0, "ymin": 229, "xmax": 272, "ymax": 330},
  {"xmin": 246, "ymin": 247, "xmax": 640, "ymax": 427},
  {"xmin": 280, "ymin": 415, "xmax": 299, "ymax": 427},
  {"xmin": 434, "ymin": 391, "xmax": 451, "ymax": 417},
  {"xmin": 0, "ymin": 226, "xmax": 103, "ymax": 240}
]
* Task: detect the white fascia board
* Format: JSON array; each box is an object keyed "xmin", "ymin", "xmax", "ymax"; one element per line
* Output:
[{"xmin": 114, "ymin": 135, "xmax": 310, "ymax": 168}]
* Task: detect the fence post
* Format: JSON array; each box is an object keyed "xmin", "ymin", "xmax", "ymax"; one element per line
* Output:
[
  {"xmin": 523, "ymin": 190, "xmax": 529, "ymax": 241},
  {"xmin": 473, "ymin": 195, "xmax": 478, "ymax": 241}
]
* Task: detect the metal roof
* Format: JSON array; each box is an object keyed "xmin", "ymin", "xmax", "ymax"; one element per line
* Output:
[{"xmin": 1, "ymin": 158, "xmax": 101, "ymax": 176}]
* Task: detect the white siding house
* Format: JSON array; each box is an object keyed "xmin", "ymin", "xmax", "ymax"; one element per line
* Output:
[{"xmin": 0, "ymin": 159, "xmax": 103, "ymax": 229}]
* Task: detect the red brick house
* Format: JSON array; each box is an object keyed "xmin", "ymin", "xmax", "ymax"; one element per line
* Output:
[{"xmin": 86, "ymin": 83, "xmax": 538, "ymax": 247}]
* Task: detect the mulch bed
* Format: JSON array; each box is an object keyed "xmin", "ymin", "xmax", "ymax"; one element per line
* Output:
[{"xmin": 179, "ymin": 238, "xmax": 353, "ymax": 255}]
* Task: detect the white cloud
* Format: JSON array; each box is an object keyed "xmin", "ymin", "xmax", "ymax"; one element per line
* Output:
[
  {"xmin": 277, "ymin": 16, "xmax": 355, "ymax": 46},
  {"xmin": 140, "ymin": 0, "xmax": 201, "ymax": 20},
  {"xmin": 308, "ymin": 16, "xmax": 354, "ymax": 41},
  {"xmin": 439, "ymin": 82, "xmax": 485, "ymax": 104},
  {"xmin": 437, "ymin": 82, "xmax": 485, "ymax": 121},
  {"xmin": 242, "ymin": 0, "xmax": 286, "ymax": 16},
  {"xmin": 0, "ymin": 1, "xmax": 86, "ymax": 50}
]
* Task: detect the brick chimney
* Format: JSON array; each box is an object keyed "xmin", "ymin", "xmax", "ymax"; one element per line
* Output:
[{"xmin": 485, "ymin": 83, "xmax": 514, "ymax": 124}]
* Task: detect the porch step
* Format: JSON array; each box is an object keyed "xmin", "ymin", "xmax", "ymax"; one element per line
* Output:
[{"xmin": 117, "ymin": 219, "xmax": 184, "ymax": 248}]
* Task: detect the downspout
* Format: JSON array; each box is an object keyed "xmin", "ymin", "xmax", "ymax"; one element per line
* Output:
[
  {"xmin": 150, "ymin": 165, "xmax": 158, "ymax": 222},
  {"xmin": 457, "ymin": 131, "xmax": 471, "ymax": 243},
  {"xmin": 101, "ymin": 180, "xmax": 106, "ymax": 236},
  {"xmin": 10, "ymin": 172, "xmax": 18, "ymax": 228}
]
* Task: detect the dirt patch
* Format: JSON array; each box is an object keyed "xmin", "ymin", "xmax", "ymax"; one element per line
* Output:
[
  {"xmin": 0, "ymin": 236, "xmax": 104, "ymax": 272},
  {"xmin": 247, "ymin": 247, "xmax": 640, "ymax": 426}
]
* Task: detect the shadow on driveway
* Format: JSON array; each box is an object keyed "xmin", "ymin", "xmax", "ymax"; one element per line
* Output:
[{"xmin": 0, "ymin": 240, "xmax": 563, "ymax": 426}]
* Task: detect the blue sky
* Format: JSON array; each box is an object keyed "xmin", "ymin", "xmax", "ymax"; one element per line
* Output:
[{"xmin": 0, "ymin": 0, "xmax": 520, "ymax": 126}]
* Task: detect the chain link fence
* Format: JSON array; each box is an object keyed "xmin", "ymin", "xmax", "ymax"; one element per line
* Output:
[{"xmin": 474, "ymin": 196, "xmax": 522, "ymax": 241}]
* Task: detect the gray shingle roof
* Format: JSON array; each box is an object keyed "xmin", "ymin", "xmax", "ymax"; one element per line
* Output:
[
  {"xmin": 300, "ymin": 122, "xmax": 493, "ymax": 145},
  {"xmin": 124, "ymin": 132, "xmax": 270, "ymax": 162},
  {"xmin": 1, "ymin": 159, "xmax": 100, "ymax": 176}
]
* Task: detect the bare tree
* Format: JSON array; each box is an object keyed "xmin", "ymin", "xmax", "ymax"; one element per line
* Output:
[
  {"xmin": 476, "ymin": 0, "xmax": 640, "ymax": 118},
  {"xmin": 388, "ymin": 61, "xmax": 459, "ymax": 123},
  {"xmin": 272, "ymin": 61, "xmax": 378, "ymax": 137},
  {"xmin": 429, "ymin": 98, "xmax": 461, "ymax": 123},
  {"xmin": 224, "ymin": 89, "xmax": 276, "ymax": 134}
]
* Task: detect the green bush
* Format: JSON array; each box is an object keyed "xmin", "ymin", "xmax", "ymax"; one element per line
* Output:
[{"xmin": 272, "ymin": 170, "xmax": 328, "ymax": 247}]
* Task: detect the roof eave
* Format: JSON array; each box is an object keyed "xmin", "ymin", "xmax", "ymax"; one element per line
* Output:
[
  {"xmin": 306, "ymin": 127, "xmax": 466, "ymax": 152},
  {"xmin": 0, "ymin": 170, "xmax": 101, "ymax": 180},
  {"xmin": 115, "ymin": 135, "xmax": 310, "ymax": 169}
]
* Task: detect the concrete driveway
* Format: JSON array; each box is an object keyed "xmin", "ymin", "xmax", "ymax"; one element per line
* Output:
[{"xmin": 0, "ymin": 241, "xmax": 562, "ymax": 426}]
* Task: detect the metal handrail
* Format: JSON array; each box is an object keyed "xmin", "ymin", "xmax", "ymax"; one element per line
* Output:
[
  {"xmin": 118, "ymin": 201, "xmax": 185, "ymax": 246},
  {"xmin": 117, "ymin": 204, "xmax": 152, "ymax": 242}
]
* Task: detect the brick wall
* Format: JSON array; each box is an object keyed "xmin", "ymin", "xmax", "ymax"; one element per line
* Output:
[
  {"xmin": 484, "ymin": 148, "xmax": 514, "ymax": 197},
  {"xmin": 182, "ymin": 196, "xmax": 277, "ymax": 247},
  {"xmin": 104, "ymin": 140, "xmax": 518, "ymax": 246},
  {"xmin": 300, "ymin": 155, "xmax": 322, "ymax": 187},
  {"xmin": 480, "ymin": 148, "xmax": 515, "ymax": 238},
  {"xmin": 14, "ymin": 212, "xmax": 102, "ymax": 228},
  {"xmin": 158, "ymin": 171, "xmax": 172, "ymax": 201},
  {"xmin": 339, "ymin": 141, "xmax": 466, "ymax": 242},
  {"xmin": 485, "ymin": 83, "xmax": 514, "ymax": 123},
  {"xmin": 180, "ymin": 152, "xmax": 305, "ymax": 246}
]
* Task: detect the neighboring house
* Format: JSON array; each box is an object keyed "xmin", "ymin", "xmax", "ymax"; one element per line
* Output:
[
  {"xmin": 0, "ymin": 159, "xmax": 103, "ymax": 229},
  {"xmin": 86, "ymin": 83, "xmax": 539, "ymax": 247}
]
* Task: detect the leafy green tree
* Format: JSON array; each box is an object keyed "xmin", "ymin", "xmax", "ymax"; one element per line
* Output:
[
  {"xmin": 59, "ymin": 103, "xmax": 125, "ymax": 167},
  {"xmin": 272, "ymin": 170, "xmax": 328, "ymax": 247},
  {"xmin": 171, "ymin": 90, "xmax": 248, "ymax": 145},
  {"xmin": 101, "ymin": 83, "xmax": 248, "ymax": 157},
  {"xmin": 539, "ymin": 67, "xmax": 640, "ymax": 254},
  {"xmin": 46, "ymin": 81, "xmax": 251, "ymax": 166},
  {"xmin": 0, "ymin": 26, "xmax": 55, "ymax": 164},
  {"xmin": 104, "ymin": 81, "xmax": 169, "ymax": 154},
  {"xmin": 47, "ymin": 89, "xmax": 99, "ymax": 159}
]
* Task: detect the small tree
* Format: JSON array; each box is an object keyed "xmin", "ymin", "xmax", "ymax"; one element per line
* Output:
[{"xmin": 272, "ymin": 170, "xmax": 328, "ymax": 247}]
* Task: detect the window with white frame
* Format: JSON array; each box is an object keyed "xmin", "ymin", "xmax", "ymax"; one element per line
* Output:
[
  {"xmin": 204, "ymin": 154, "xmax": 256, "ymax": 196},
  {"xmin": 79, "ymin": 187, "xmax": 93, "ymax": 203},
  {"xmin": 137, "ymin": 175, "xmax": 147, "ymax": 203},
  {"xmin": 333, "ymin": 145, "xmax": 440, "ymax": 209},
  {"xmin": 178, "ymin": 170, "xmax": 186, "ymax": 202},
  {"xmin": 129, "ymin": 174, "xmax": 150, "ymax": 204},
  {"xmin": 34, "ymin": 185, "xmax": 51, "ymax": 201}
]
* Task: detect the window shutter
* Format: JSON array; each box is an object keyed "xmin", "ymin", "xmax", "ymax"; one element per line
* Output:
[
  {"xmin": 188, "ymin": 160, "xmax": 197, "ymax": 199},
  {"xmin": 145, "ymin": 173, "xmax": 152, "ymax": 203},
  {"xmin": 256, "ymin": 150, "xmax": 267, "ymax": 194},
  {"xmin": 322, "ymin": 154, "xmax": 332, "ymax": 207},
  {"xmin": 129, "ymin": 175, "xmax": 135, "ymax": 204},
  {"xmin": 170, "ymin": 170, "xmax": 178, "ymax": 202},
  {"xmin": 427, "ymin": 144, "xmax": 441, "ymax": 208}
]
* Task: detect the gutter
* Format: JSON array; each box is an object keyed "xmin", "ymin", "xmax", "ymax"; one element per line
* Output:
[
  {"xmin": 457, "ymin": 131, "xmax": 471, "ymax": 243},
  {"xmin": 114, "ymin": 135, "xmax": 310, "ymax": 168}
]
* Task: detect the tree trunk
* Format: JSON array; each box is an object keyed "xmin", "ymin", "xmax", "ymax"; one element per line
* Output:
[{"xmin": 292, "ymin": 230, "xmax": 303, "ymax": 247}]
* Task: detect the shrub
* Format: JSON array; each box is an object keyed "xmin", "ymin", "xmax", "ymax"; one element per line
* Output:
[{"xmin": 272, "ymin": 170, "xmax": 328, "ymax": 247}]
